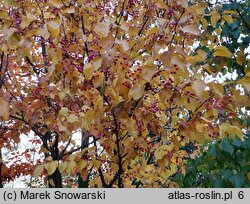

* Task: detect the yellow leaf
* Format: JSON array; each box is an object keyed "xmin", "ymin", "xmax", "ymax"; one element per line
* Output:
[
  {"xmin": 67, "ymin": 114, "xmax": 78, "ymax": 123},
  {"xmin": 84, "ymin": 63, "xmax": 93, "ymax": 80},
  {"xmin": 47, "ymin": 21, "xmax": 61, "ymax": 38},
  {"xmin": 94, "ymin": 21, "xmax": 110, "ymax": 37},
  {"xmin": 58, "ymin": 162, "xmax": 67, "ymax": 173},
  {"xmin": 46, "ymin": 156, "xmax": 53, "ymax": 162},
  {"xmin": 201, "ymin": 18, "xmax": 208, "ymax": 30},
  {"xmin": 223, "ymin": 10, "xmax": 237, "ymax": 15},
  {"xmin": 238, "ymin": 77, "xmax": 250, "ymax": 92},
  {"xmin": 196, "ymin": 50, "xmax": 207, "ymax": 61},
  {"xmin": 66, "ymin": 161, "xmax": 76, "ymax": 174},
  {"xmin": 129, "ymin": 84, "xmax": 144, "ymax": 100},
  {"xmin": 1, "ymin": 26, "xmax": 17, "ymax": 41},
  {"xmin": 64, "ymin": 6, "xmax": 75, "ymax": 14},
  {"xmin": 192, "ymin": 79, "xmax": 206, "ymax": 98},
  {"xmin": 33, "ymin": 164, "xmax": 44, "ymax": 178},
  {"xmin": 36, "ymin": 27, "xmax": 50, "ymax": 39},
  {"xmin": 92, "ymin": 57, "xmax": 103, "ymax": 71},
  {"xmin": 208, "ymin": 82, "xmax": 224, "ymax": 97},
  {"xmin": 181, "ymin": 24, "xmax": 200, "ymax": 35},
  {"xmin": 210, "ymin": 10, "xmax": 220, "ymax": 26},
  {"xmin": 222, "ymin": 15, "xmax": 234, "ymax": 24},
  {"xmin": 154, "ymin": 145, "xmax": 173, "ymax": 160},
  {"xmin": 236, "ymin": 52, "xmax": 245, "ymax": 66},
  {"xmin": 0, "ymin": 97, "xmax": 9, "ymax": 121},
  {"xmin": 92, "ymin": 157, "xmax": 101, "ymax": 169},
  {"xmin": 213, "ymin": 46, "xmax": 232, "ymax": 58},
  {"xmin": 141, "ymin": 65, "xmax": 158, "ymax": 82},
  {"xmin": 196, "ymin": 124, "xmax": 204, "ymax": 133},
  {"xmin": 154, "ymin": 148, "xmax": 165, "ymax": 161},
  {"xmin": 59, "ymin": 107, "xmax": 69, "ymax": 116},
  {"xmin": 82, "ymin": 109, "xmax": 95, "ymax": 130},
  {"xmin": 111, "ymin": 163, "xmax": 119, "ymax": 172},
  {"xmin": 160, "ymin": 169, "xmax": 172, "ymax": 179},
  {"xmin": 219, "ymin": 123, "xmax": 244, "ymax": 140},
  {"xmin": 156, "ymin": 1, "xmax": 168, "ymax": 9},
  {"xmin": 49, "ymin": 0, "xmax": 64, "ymax": 8},
  {"xmin": 170, "ymin": 53, "xmax": 187, "ymax": 72},
  {"xmin": 116, "ymin": 39, "xmax": 129, "ymax": 52},
  {"xmin": 170, "ymin": 163, "xmax": 177, "ymax": 173},
  {"xmin": 93, "ymin": 71, "xmax": 104, "ymax": 88},
  {"xmin": 81, "ymin": 168, "xmax": 88, "ymax": 181},
  {"xmin": 20, "ymin": 13, "xmax": 37, "ymax": 29},
  {"xmin": 146, "ymin": 26, "xmax": 158, "ymax": 35},
  {"xmin": 77, "ymin": 160, "xmax": 88, "ymax": 171},
  {"xmin": 45, "ymin": 160, "xmax": 58, "ymax": 175}
]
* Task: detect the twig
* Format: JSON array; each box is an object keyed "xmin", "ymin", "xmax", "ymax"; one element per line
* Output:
[
  {"xmin": 169, "ymin": 9, "xmax": 185, "ymax": 46},
  {"xmin": 60, "ymin": 141, "xmax": 95, "ymax": 159},
  {"xmin": 0, "ymin": 53, "xmax": 9, "ymax": 89},
  {"xmin": 25, "ymin": 56, "xmax": 39, "ymax": 77},
  {"xmin": 138, "ymin": 17, "xmax": 149, "ymax": 36},
  {"xmin": 114, "ymin": 0, "xmax": 127, "ymax": 38},
  {"xmin": 81, "ymin": 16, "xmax": 89, "ymax": 59}
]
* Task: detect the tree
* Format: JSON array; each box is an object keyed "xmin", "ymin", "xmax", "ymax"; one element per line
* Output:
[
  {"xmin": 173, "ymin": 0, "xmax": 250, "ymax": 188},
  {"xmin": 0, "ymin": 0, "xmax": 249, "ymax": 188}
]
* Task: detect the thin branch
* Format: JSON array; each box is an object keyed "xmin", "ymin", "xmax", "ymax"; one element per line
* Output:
[
  {"xmin": 169, "ymin": 9, "xmax": 185, "ymax": 46},
  {"xmin": 59, "ymin": 135, "xmax": 72, "ymax": 158},
  {"xmin": 60, "ymin": 141, "xmax": 95, "ymax": 159},
  {"xmin": 25, "ymin": 56, "xmax": 39, "ymax": 77},
  {"xmin": 229, "ymin": 0, "xmax": 250, "ymax": 32},
  {"xmin": 81, "ymin": 16, "xmax": 89, "ymax": 59},
  {"xmin": 93, "ymin": 137, "xmax": 108, "ymax": 187},
  {"xmin": 114, "ymin": 0, "xmax": 127, "ymax": 38},
  {"xmin": 0, "ymin": 54, "xmax": 9, "ymax": 89},
  {"xmin": 138, "ymin": 16, "xmax": 149, "ymax": 36},
  {"xmin": 107, "ymin": 172, "xmax": 119, "ymax": 187},
  {"xmin": 35, "ymin": 0, "xmax": 45, "ymax": 25},
  {"xmin": 9, "ymin": 114, "xmax": 28, "ymax": 124},
  {"xmin": 3, "ymin": 83, "xmax": 17, "ymax": 101},
  {"xmin": 129, "ymin": 97, "xmax": 143, "ymax": 117},
  {"xmin": 32, "ymin": 125, "xmax": 52, "ymax": 153},
  {"xmin": 112, "ymin": 112, "xmax": 123, "ymax": 188},
  {"xmin": 0, "ymin": 52, "xmax": 4, "ymax": 73},
  {"xmin": 194, "ymin": 99, "xmax": 208, "ymax": 113},
  {"xmin": 236, "ymin": 8, "xmax": 250, "ymax": 33}
]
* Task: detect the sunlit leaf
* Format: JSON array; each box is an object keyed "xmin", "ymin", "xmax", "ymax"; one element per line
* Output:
[
  {"xmin": 45, "ymin": 161, "xmax": 59, "ymax": 175},
  {"xmin": 181, "ymin": 24, "xmax": 200, "ymax": 35},
  {"xmin": 213, "ymin": 46, "xmax": 232, "ymax": 58},
  {"xmin": 210, "ymin": 10, "xmax": 221, "ymax": 26}
]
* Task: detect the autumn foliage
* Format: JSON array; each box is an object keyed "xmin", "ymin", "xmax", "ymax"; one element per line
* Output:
[{"xmin": 0, "ymin": 0, "xmax": 249, "ymax": 188}]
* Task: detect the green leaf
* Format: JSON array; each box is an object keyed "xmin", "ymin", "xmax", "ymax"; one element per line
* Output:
[
  {"xmin": 230, "ymin": 174, "xmax": 244, "ymax": 187},
  {"xmin": 221, "ymin": 140, "xmax": 234, "ymax": 155},
  {"xmin": 232, "ymin": 137, "xmax": 242, "ymax": 147},
  {"xmin": 208, "ymin": 144, "xmax": 218, "ymax": 156},
  {"xmin": 229, "ymin": 21, "xmax": 239, "ymax": 30},
  {"xmin": 233, "ymin": 30, "xmax": 241, "ymax": 40}
]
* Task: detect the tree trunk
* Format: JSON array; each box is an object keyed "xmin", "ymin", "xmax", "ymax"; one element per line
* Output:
[
  {"xmin": 48, "ymin": 168, "xmax": 62, "ymax": 188},
  {"xmin": 78, "ymin": 130, "xmax": 89, "ymax": 188}
]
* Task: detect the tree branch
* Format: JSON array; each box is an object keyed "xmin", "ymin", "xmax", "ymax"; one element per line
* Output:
[
  {"xmin": 0, "ymin": 53, "xmax": 9, "ymax": 89},
  {"xmin": 60, "ymin": 140, "xmax": 94, "ymax": 159},
  {"xmin": 169, "ymin": 9, "xmax": 185, "ymax": 46},
  {"xmin": 138, "ymin": 16, "xmax": 149, "ymax": 36},
  {"xmin": 81, "ymin": 15, "xmax": 89, "ymax": 59}
]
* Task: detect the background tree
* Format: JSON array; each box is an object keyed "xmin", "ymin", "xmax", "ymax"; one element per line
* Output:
[{"xmin": 172, "ymin": 0, "xmax": 250, "ymax": 188}]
